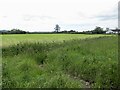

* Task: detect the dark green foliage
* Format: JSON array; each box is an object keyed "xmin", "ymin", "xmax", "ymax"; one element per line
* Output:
[
  {"xmin": 1, "ymin": 29, "xmax": 27, "ymax": 34},
  {"xmin": 92, "ymin": 26, "xmax": 106, "ymax": 34},
  {"xmin": 82, "ymin": 26, "xmax": 106, "ymax": 34}
]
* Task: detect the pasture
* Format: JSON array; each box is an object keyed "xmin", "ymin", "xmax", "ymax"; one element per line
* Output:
[{"xmin": 1, "ymin": 34, "xmax": 119, "ymax": 88}]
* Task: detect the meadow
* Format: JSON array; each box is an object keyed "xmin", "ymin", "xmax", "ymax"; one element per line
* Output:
[{"xmin": 1, "ymin": 34, "xmax": 119, "ymax": 88}]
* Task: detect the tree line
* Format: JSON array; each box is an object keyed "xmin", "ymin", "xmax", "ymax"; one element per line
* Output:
[
  {"xmin": 0, "ymin": 26, "xmax": 107, "ymax": 34},
  {"xmin": 0, "ymin": 29, "xmax": 27, "ymax": 34}
]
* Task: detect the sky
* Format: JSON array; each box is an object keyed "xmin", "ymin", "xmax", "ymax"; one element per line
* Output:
[{"xmin": 0, "ymin": 0, "xmax": 119, "ymax": 32}]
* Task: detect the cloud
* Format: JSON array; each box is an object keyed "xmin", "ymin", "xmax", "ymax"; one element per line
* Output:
[
  {"xmin": 95, "ymin": 14, "xmax": 117, "ymax": 21},
  {"xmin": 23, "ymin": 15, "xmax": 55, "ymax": 21},
  {"xmin": 95, "ymin": 6, "xmax": 118, "ymax": 21},
  {"xmin": 2, "ymin": 16, "xmax": 7, "ymax": 18}
]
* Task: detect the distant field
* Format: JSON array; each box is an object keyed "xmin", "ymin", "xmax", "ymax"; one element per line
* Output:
[{"xmin": 1, "ymin": 34, "xmax": 108, "ymax": 47}]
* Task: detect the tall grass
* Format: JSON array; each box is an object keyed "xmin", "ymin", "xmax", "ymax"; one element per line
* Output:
[{"xmin": 2, "ymin": 36, "xmax": 118, "ymax": 88}]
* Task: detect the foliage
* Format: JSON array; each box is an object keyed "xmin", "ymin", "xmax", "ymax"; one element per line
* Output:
[
  {"xmin": 92, "ymin": 26, "xmax": 106, "ymax": 34},
  {"xmin": 81, "ymin": 27, "xmax": 106, "ymax": 34},
  {"xmin": 0, "ymin": 26, "xmax": 108, "ymax": 34},
  {"xmin": 54, "ymin": 24, "xmax": 60, "ymax": 32},
  {"xmin": 1, "ymin": 29, "xmax": 27, "ymax": 34}
]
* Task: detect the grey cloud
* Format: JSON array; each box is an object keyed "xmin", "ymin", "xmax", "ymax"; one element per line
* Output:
[
  {"xmin": 95, "ymin": 14, "xmax": 117, "ymax": 21},
  {"xmin": 23, "ymin": 15, "xmax": 55, "ymax": 21},
  {"xmin": 2, "ymin": 16, "xmax": 7, "ymax": 18},
  {"xmin": 95, "ymin": 6, "xmax": 118, "ymax": 21}
]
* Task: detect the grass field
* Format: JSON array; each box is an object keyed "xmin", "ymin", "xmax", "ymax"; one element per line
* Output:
[
  {"xmin": 1, "ymin": 34, "xmax": 107, "ymax": 47},
  {"xmin": 1, "ymin": 34, "xmax": 119, "ymax": 88}
]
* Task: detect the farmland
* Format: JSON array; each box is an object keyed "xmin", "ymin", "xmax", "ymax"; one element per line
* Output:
[
  {"xmin": 1, "ymin": 34, "xmax": 119, "ymax": 88},
  {"xmin": 2, "ymin": 34, "xmax": 107, "ymax": 47}
]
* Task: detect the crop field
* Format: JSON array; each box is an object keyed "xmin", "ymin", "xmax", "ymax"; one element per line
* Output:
[
  {"xmin": 1, "ymin": 34, "xmax": 107, "ymax": 47},
  {"xmin": 1, "ymin": 34, "xmax": 119, "ymax": 88}
]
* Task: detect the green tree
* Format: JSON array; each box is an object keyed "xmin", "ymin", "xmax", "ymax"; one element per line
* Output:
[
  {"xmin": 54, "ymin": 24, "xmax": 60, "ymax": 33},
  {"xmin": 92, "ymin": 26, "xmax": 106, "ymax": 34},
  {"xmin": 10, "ymin": 29, "xmax": 26, "ymax": 34}
]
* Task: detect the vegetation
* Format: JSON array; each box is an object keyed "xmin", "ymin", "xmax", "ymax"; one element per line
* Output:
[
  {"xmin": 1, "ymin": 29, "xmax": 27, "ymax": 34},
  {"xmin": 91, "ymin": 26, "xmax": 106, "ymax": 34},
  {"xmin": 54, "ymin": 24, "xmax": 60, "ymax": 33},
  {"xmin": 0, "ymin": 26, "xmax": 108, "ymax": 34},
  {"xmin": 2, "ymin": 34, "xmax": 106, "ymax": 47},
  {"xmin": 2, "ymin": 34, "xmax": 119, "ymax": 88}
]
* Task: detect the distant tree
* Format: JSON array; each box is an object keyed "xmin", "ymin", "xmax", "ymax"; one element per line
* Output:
[
  {"xmin": 69, "ymin": 30, "xmax": 75, "ymax": 32},
  {"xmin": 54, "ymin": 24, "xmax": 60, "ymax": 32},
  {"xmin": 9, "ymin": 29, "xmax": 26, "ymax": 34},
  {"xmin": 67, "ymin": 30, "xmax": 74, "ymax": 33},
  {"xmin": 83, "ymin": 31, "xmax": 92, "ymax": 34},
  {"xmin": 61, "ymin": 30, "xmax": 68, "ymax": 33},
  {"xmin": 92, "ymin": 26, "xmax": 106, "ymax": 34}
]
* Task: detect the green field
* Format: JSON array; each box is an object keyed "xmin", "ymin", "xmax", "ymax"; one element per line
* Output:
[
  {"xmin": 1, "ymin": 34, "xmax": 119, "ymax": 88},
  {"xmin": 2, "ymin": 34, "xmax": 107, "ymax": 47}
]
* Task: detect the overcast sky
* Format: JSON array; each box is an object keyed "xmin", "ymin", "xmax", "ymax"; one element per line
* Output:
[{"xmin": 0, "ymin": 0, "xmax": 119, "ymax": 32}]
